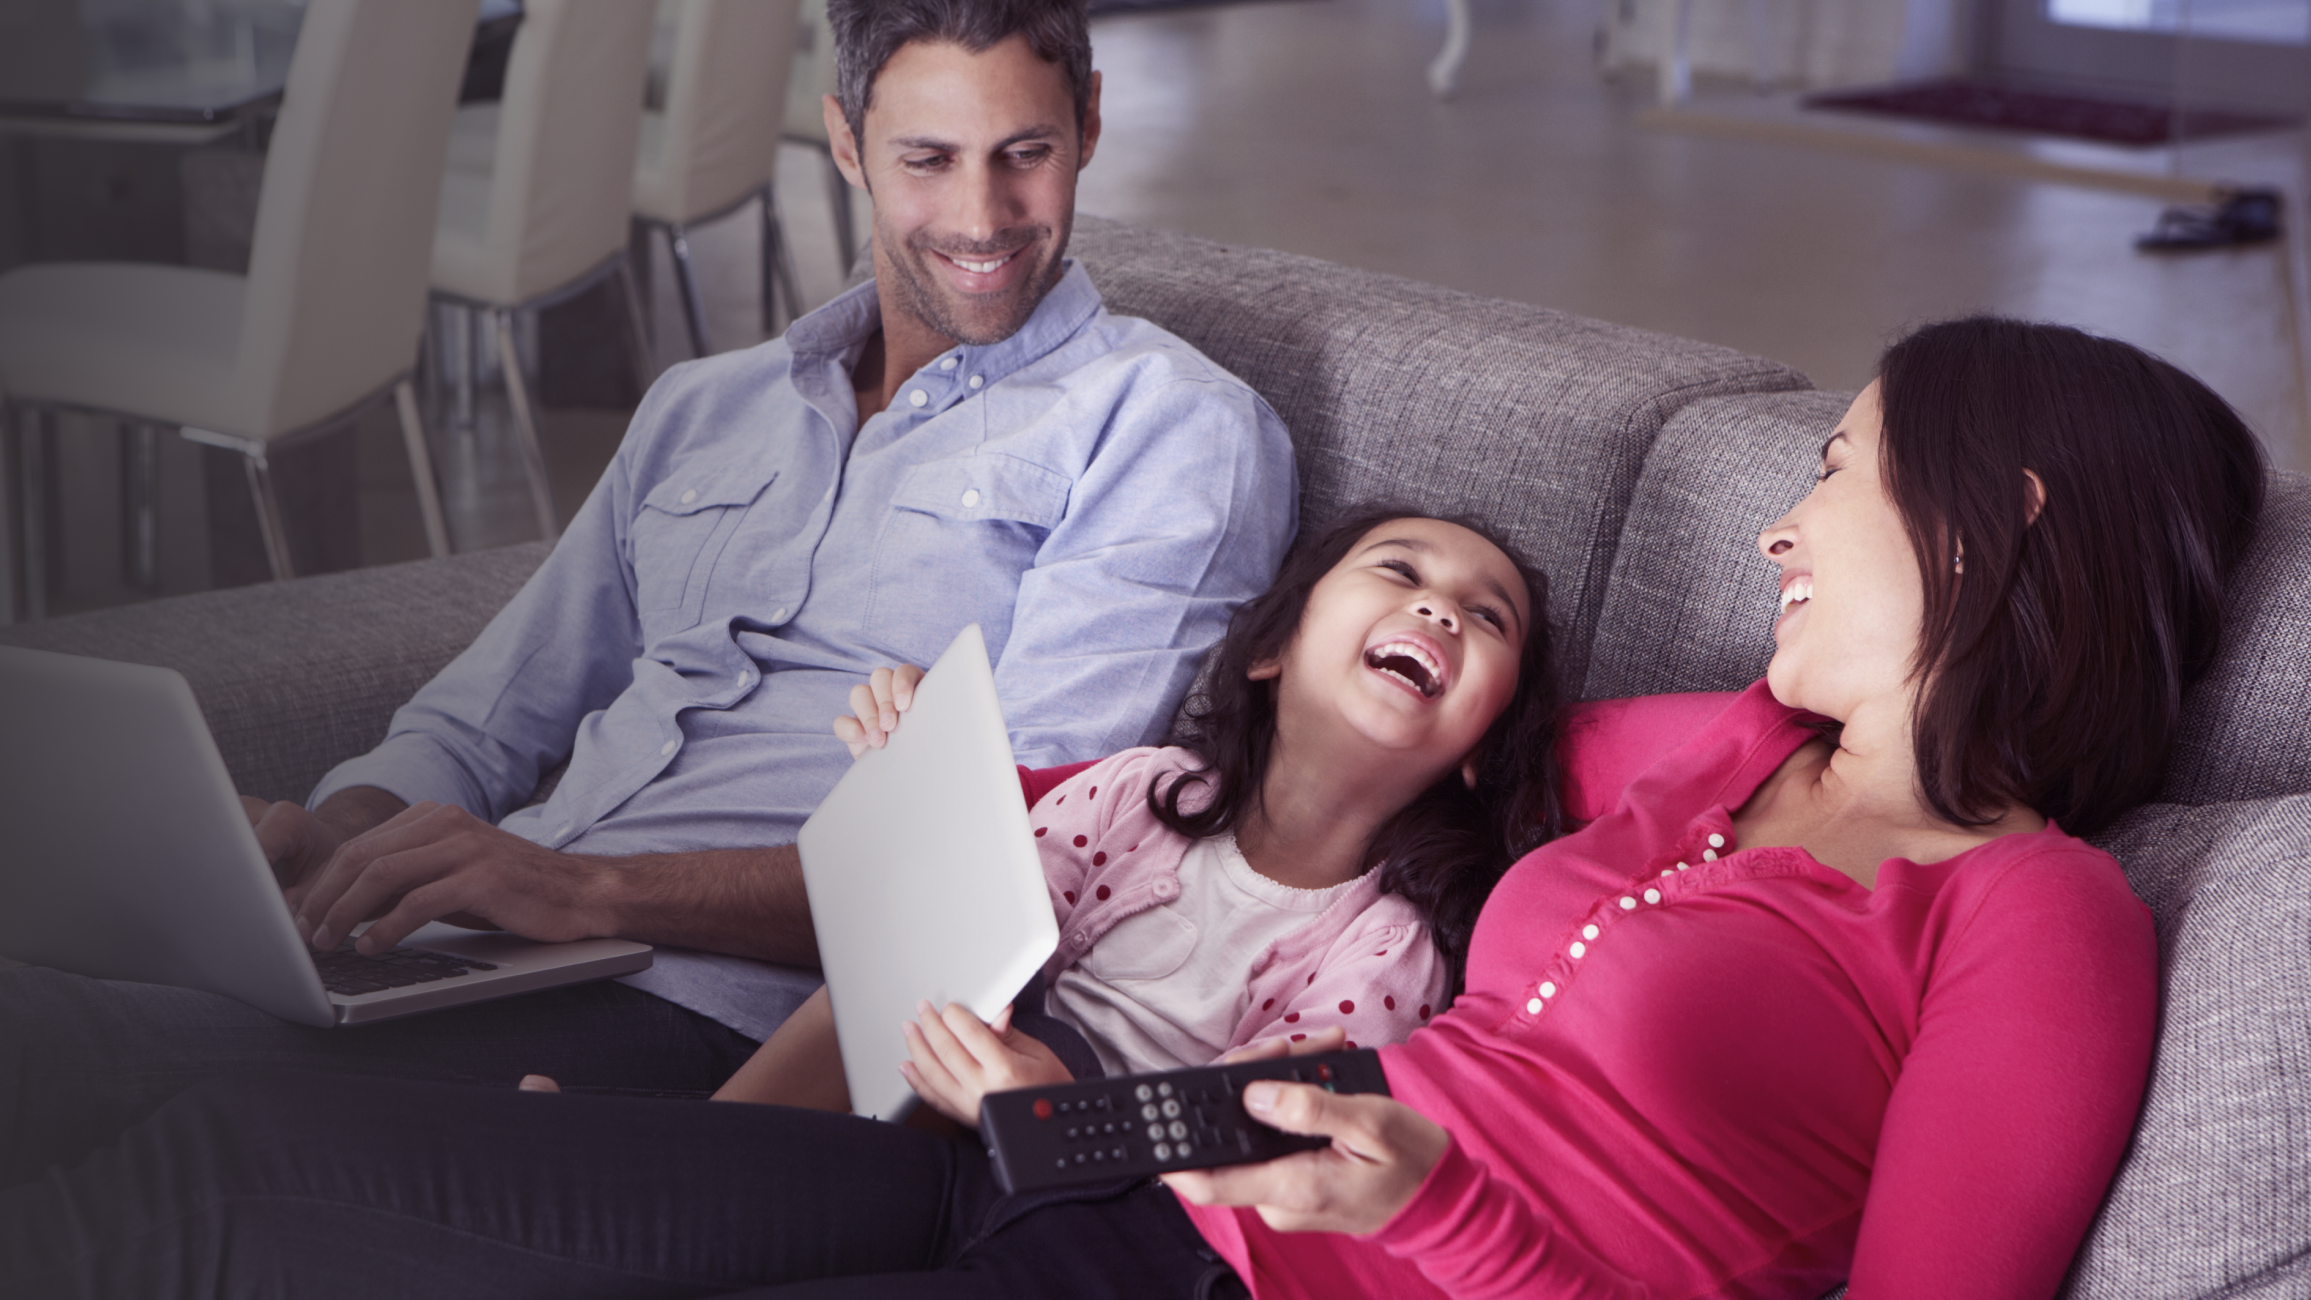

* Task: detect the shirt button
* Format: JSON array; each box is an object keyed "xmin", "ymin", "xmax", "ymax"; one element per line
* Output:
[
  {"xmin": 772, "ymin": 607, "xmax": 789, "ymax": 622},
  {"xmin": 1582, "ymin": 924, "xmax": 1600, "ymax": 941},
  {"xmin": 1643, "ymin": 888, "xmax": 1662, "ymax": 905},
  {"xmin": 908, "ymin": 389, "xmax": 928, "ymax": 408},
  {"xmin": 1702, "ymin": 848, "xmax": 1719, "ymax": 861},
  {"xmin": 1526, "ymin": 997, "xmax": 1544, "ymax": 1014},
  {"xmin": 660, "ymin": 740, "xmax": 677, "ymax": 756},
  {"xmin": 1660, "ymin": 868, "xmax": 1674, "ymax": 878},
  {"xmin": 738, "ymin": 670, "xmax": 754, "ymax": 687},
  {"xmin": 941, "ymin": 357, "xmax": 959, "ymax": 370},
  {"xmin": 1619, "ymin": 896, "xmax": 1637, "ymax": 910},
  {"xmin": 679, "ymin": 489, "xmax": 698, "ymax": 505},
  {"xmin": 1707, "ymin": 833, "xmax": 1726, "ymax": 848},
  {"xmin": 1676, "ymin": 861, "xmax": 1689, "ymax": 871},
  {"xmin": 968, "ymin": 375, "xmax": 985, "ymax": 389},
  {"xmin": 552, "ymin": 823, "xmax": 569, "ymax": 838},
  {"xmin": 961, "ymin": 488, "xmax": 981, "ymax": 508},
  {"xmin": 1539, "ymin": 981, "xmax": 1557, "ymax": 998},
  {"xmin": 1569, "ymin": 941, "xmax": 1586, "ymax": 958}
]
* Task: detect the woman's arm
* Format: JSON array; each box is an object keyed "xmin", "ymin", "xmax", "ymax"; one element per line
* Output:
[{"xmin": 1847, "ymin": 848, "xmax": 2158, "ymax": 1297}]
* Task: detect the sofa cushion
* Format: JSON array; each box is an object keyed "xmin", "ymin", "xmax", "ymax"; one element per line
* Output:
[
  {"xmin": 1578, "ymin": 389, "xmax": 1847, "ymax": 700},
  {"xmin": 2158, "ymin": 471, "xmax": 2311, "ymax": 807},
  {"xmin": 1067, "ymin": 216, "xmax": 1813, "ymax": 692},
  {"xmin": 0, "ymin": 542, "xmax": 549, "ymax": 803},
  {"xmin": 2064, "ymin": 797, "xmax": 2311, "ymax": 1297}
]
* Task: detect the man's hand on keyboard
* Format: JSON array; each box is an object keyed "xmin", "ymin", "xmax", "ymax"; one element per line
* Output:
[{"xmin": 290, "ymin": 801, "xmax": 613, "ymax": 956}]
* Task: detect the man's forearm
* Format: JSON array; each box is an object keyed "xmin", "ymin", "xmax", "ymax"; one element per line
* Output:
[
  {"xmin": 591, "ymin": 842, "xmax": 818, "ymax": 967},
  {"xmin": 313, "ymin": 786, "xmax": 410, "ymax": 842}
]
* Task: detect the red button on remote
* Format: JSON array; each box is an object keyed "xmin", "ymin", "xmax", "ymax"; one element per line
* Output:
[{"xmin": 1033, "ymin": 1098, "xmax": 1054, "ymax": 1120}]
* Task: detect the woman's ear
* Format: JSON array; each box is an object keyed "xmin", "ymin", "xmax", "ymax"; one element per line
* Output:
[
  {"xmin": 1246, "ymin": 656, "xmax": 1282, "ymax": 682},
  {"xmin": 1461, "ymin": 755, "xmax": 1480, "ymax": 789},
  {"xmin": 2023, "ymin": 469, "xmax": 2049, "ymax": 525}
]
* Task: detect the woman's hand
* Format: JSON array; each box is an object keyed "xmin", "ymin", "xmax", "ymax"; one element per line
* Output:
[
  {"xmin": 898, "ymin": 1001, "xmax": 1073, "ymax": 1128},
  {"xmin": 832, "ymin": 665, "xmax": 926, "ymax": 758},
  {"xmin": 1162, "ymin": 1028, "xmax": 1450, "ymax": 1236}
]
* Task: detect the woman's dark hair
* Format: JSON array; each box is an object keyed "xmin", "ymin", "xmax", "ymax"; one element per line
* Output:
[
  {"xmin": 1148, "ymin": 505, "xmax": 1564, "ymax": 991},
  {"xmin": 1876, "ymin": 316, "xmax": 2266, "ymax": 837}
]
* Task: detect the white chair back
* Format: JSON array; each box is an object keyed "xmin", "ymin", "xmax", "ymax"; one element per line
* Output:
[
  {"xmin": 238, "ymin": 0, "xmax": 482, "ymax": 436},
  {"xmin": 783, "ymin": 0, "xmax": 835, "ymax": 146},
  {"xmin": 479, "ymin": 0, "xmax": 656, "ymax": 304},
  {"xmin": 636, "ymin": 0, "xmax": 803, "ymax": 224}
]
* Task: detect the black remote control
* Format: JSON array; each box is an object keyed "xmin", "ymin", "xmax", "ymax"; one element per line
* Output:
[{"xmin": 979, "ymin": 1048, "xmax": 1390, "ymax": 1194}]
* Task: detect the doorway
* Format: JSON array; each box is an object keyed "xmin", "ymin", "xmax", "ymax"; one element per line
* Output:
[{"xmin": 1985, "ymin": 0, "xmax": 2311, "ymax": 113}]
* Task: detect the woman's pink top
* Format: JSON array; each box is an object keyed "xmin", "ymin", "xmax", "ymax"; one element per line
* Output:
[{"xmin": 1181, "ymin": 683, "xmax": 2158, "ymax": 1299}]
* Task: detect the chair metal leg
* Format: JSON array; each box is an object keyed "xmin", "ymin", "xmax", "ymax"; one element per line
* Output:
[
  {"xmin": 665, "ymin": 221, "xmax": 712, "ymax": 359},
  {"xmin": 615, "ymin": 257, "xmax": 659, "ymax": 396},
  {"xmin": 11, "ymin": 405, "xmax": 47, "ymax": 621},
  {"xmin": 822, "ymin": 147, "xmax": 857, "ymax": 274},
  {"xmin": 395, "ymin": 379, "xmax": 452, "ymax": 559},
  {"xmin": 240, "ymin": 450, "xmax": 295, "ymax": 582},
  {"xmin": 119, "ymin": 421, "xmax": 161, "ymax": 592},
  {"xmin": 763, "ymin": 189, "xmax": 804, "ymax": 334},
  {"xmin": 454, "ymin": 301, "xmax": 477, "ymax": 430},
  {"xmin": 493, "ymin": 308, "xmax": 560, "ymax": 544}
]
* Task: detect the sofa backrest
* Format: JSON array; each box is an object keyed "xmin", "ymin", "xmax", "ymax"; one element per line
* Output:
[{"xmin": 1067, "ymin": 216, "xmax": 1811, "ymax": 693}]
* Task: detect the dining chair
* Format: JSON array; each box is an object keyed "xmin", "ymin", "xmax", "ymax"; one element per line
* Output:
[
  {"xmin": 0, "ymin": 0, "xmax": 482, "ymax": 618},
  {"xmin": 430, "ymin": 0, "xmax": 657, "ymax": 545},
  {"xmin": 783, "ymin": 0, "xmax": 860, "ymax": 283},
  {"xmin": 632, "ymin": 0, "xmax": 805, "ymax": 358}
]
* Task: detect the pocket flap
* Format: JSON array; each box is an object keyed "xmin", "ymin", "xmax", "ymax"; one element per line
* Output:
[
  {"xmin": 641, "ymin": 467, "xmax": 778, "ymax": 517},
  {"xmin": 891, "ymin": 454, "xmax": 1068, "ymax": 528}
]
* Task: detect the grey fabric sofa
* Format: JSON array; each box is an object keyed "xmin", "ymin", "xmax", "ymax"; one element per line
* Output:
[{"xmin": 6, "ymin": 215, "xmax": 2305, "ymax": 1296}]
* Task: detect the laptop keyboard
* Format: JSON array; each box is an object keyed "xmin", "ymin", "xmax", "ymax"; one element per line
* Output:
[{"xmin": 312, "ymin": 942, "xmax": 498, "ymax": 996}]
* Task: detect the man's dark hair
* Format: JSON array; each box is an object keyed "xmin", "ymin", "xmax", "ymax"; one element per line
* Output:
[
  {"xmin": 828, "ymin": 0, "xmax": 1094, "ymax": 146},
  {"xmin": 1146, "ymin": 505, "xmax": 1565, "ymax": 995},
  {"xmin": 1877, "ymin": 315, "xmax": 2267, "ymax": 837}
]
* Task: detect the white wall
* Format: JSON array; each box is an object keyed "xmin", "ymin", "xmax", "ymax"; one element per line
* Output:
[{"xmin": 1600, "ymin": 0, "xmax": 1973, "ymax": 89}]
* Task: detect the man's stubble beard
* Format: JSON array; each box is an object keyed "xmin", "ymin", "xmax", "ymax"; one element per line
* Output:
[{"xmin": 881, "ymin": 218, "xmax": 1072, "ymax": 349}]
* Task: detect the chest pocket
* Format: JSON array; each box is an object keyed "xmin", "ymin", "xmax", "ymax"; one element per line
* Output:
[
  {"xmin": 1079, "ymin": 905, "xmax": 1199, "ymax": 983},
  {"xmin": 631, "ymin": 468, "xmax": 778, "ymax": 637},
  {"xmin": 866, "ymin": 454, "xmax": 1069, "ymax": 666}
]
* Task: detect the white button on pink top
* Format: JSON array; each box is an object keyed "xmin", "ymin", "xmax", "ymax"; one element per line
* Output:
[
  {"xmin": 961, "ymin": 489, "xmax": 982, "ymax": 508},
  {"xmin": 909, "ymin": 389, "xmax": 929, "ymax": 408},
  {"xmin": 1676, "ymin": 861, "xmax": 1689, "ymax": 871},
  {"xmin": 1702, "ymin": 849, "xmax": 1719, "ymax": 861},
  {"xmin": 1570, "ymin": 941, "xmax": 1586, "ymax": 958},
  {"xmin": 1619, "ymin": 896, "xmax": 1637, "ymax": 910},
  {"xmin": 1643, "ymin": 888, "xmax": 1662, "ymax": 905},
  {"xmin": 1527, "ymin": 997, "xmax": 1544, "ymax": 1014},
  {"xmin": 1539, "ymin": 982, "xmax": 1557, "ymax": 998},
  {"xmin": 1582, "ymin": 924, "xmax": 1600, "ymax": 940},
  {"xmin": 1708, "ymin": 833, "xmax": 1727, "ymax": 848}
]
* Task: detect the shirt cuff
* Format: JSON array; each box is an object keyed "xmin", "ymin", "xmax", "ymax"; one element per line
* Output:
[{"xmin": 307, "ymin": 731, "xmax": 489, "ymax": 816}]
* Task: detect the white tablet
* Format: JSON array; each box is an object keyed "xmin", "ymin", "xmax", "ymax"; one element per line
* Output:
[{"xmin": 796, "ymin": 624, "xmax": 1060, "ymax": 1121}]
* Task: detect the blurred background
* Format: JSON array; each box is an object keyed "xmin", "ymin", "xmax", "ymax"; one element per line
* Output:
[{"xmin": 1, "ymin": 0, "xmax": 2304, "ymax": 623}]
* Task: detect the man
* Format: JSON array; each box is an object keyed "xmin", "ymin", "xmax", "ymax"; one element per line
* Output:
[{"xmin": 1, "ymin": 0, "xmax": 1294, "ymax": 1182}]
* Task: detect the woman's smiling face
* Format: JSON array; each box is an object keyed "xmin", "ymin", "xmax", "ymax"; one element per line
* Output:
[
  {"xmin": 1756, "ymin": 382, "xmax": 1929, "ymax": 724},
  {"xmin": 1259, "ymin": 517, "xmax": 1530, "ymax": 782}
]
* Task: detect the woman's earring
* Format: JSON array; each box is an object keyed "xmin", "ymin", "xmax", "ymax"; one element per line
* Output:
[{"xmin": 1953, "ymin": 552, "xmax": 1964, "ymax": 574}]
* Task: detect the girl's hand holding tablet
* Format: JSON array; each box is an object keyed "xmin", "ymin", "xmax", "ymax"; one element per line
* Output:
[
  {"xmin": 835, "ymin": 664, "xmax": 926, "ymax": 757},
  {"xmin": 899, "ymin": 999, "xmax": 1073, "ymax": 1128}
]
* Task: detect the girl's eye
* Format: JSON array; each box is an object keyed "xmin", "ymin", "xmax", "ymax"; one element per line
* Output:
[
  {"xmin": 1815, "ymin": 464, "xmax": 1840, "ymax": 483},
  {"xmin": 1378, "ymin": 558, "xmax": 1419, "ymax": 583},
  {"xmin": 1470, "ymin": 605, "xmax": 1506, "ymax": 631}
]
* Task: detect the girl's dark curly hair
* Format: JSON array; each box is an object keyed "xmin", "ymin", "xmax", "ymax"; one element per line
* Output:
[{"xmin": 1147, "ymin": 505, "xmax": 1564, "ymax": 994}]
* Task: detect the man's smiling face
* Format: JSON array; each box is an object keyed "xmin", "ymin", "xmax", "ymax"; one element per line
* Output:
[{"xmin": 830, "ymin": 34, "xmax": 1100, "ymax": 350}]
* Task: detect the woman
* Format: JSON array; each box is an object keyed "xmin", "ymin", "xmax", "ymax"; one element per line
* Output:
[{"xmin": 0, "ymin": 318, "xmax": 2266, "ymax": 1300}]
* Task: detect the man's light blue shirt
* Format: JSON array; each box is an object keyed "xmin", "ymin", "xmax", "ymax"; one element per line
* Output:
[{"xmin": 310, "ymin": 263, "xmax": 1298, "ymax": 1037}]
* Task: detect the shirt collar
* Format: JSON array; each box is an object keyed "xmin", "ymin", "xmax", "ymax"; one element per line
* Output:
[{"xmin": 786, "ymin": 258, "xmax": 1104, "ymax": 398}]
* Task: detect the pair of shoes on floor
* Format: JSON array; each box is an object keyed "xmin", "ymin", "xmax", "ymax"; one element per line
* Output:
[{"xmin": 2137, "ymin": 187, "xmax": 2285, "ymax": 251}]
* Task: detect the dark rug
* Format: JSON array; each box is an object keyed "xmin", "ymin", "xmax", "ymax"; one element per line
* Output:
[{"xmin": 1804, "ymin": 78, "xmax": 2299, "ymax": 147}]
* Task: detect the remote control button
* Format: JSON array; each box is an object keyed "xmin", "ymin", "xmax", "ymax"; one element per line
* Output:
[
  {"xmin": 1158, "ymin": 1082, "xmax": 1174, "ymax": 1098},
  {"xmin": 1147, "ymin": 1123, "xmax": 1165, "ymax": 1142},
  {"xmin": 1318, "ymin": 1064, "xmax": 1334, "ymax": 1082},
  {"xmin": 1074, "ymin": 1153, "xmax": 1087, "ymax": 1165},
  {"xmin": 1112, "ymin": 1146, "xmax": 1126, "ymax": 1160},
  {"xmin": 1033, "ymin": 1099, "xmax": 1053, "ymax": 1120},
  {"xmin": 1154, "ymin": 1142, "xmax": 1172, "ymax": 1161},
  {"xmin": 1055, "ymin": 1158, "xmax": 1068, "ymax": 1170},
  {"xmin": 1135, "ymin": 1084, "xmax": 1154, "ymax": 1102},
  {"xmin": 1142, "ymin": 1103, "xmax": 1159, "ymax": 1121},
  {"xmin": 1177, "ymin": 1141, "xmax": 1193, "ymax": 1157},
  {"xmin": 1066, "ymin": 1126, "xmax": 1079, "ymax": 1139},
  {"xmin": 1168, "ymin": 1121, "xmax": 1187, "ymax": 1140},
  {"xmin": 1161, "ymin": 1098, "xmax": 1181, "ymax": 1119}
]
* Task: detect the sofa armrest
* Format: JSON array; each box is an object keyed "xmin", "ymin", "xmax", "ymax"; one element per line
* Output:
[{"xmin": 0, "ymin": 543, "xmax": 549, "ymax": 804}]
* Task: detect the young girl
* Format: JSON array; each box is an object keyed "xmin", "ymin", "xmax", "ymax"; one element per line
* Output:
[{"xmin": 704, "ymin": 505, "xmax": 1564, "ymax": 1124}]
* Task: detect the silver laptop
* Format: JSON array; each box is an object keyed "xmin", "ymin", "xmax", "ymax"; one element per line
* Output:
[
  {"xmin": 797, "ymin": 624, "xmax": 1059, "ymax": 1121},
  {"xmin": 0, "ymin": 645, "xmax": 651, "ymax": 1027}
]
